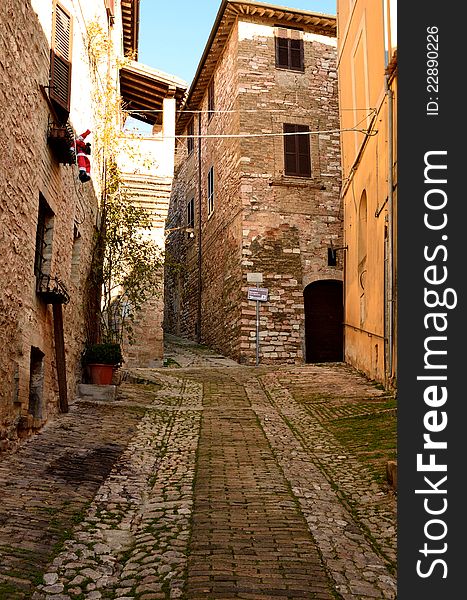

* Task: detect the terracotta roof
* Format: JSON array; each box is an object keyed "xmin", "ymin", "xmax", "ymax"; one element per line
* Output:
[{"xmin": 177, "ymin": 0, "xmax": 337, "ymax": 134}]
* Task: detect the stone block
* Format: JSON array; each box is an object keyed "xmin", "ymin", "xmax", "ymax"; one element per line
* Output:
[
  {"xmin": 386, "ymin": 460, "xmax": 398, "ymax": 490},
  {"xmin": 77, "ymin": 384, "xmax": 117, "ymax": 402}
]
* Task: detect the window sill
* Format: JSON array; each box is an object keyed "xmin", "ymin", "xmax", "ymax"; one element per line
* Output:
[
  {"xmin": 275, "ymin": 66, "xmax": 305, "ymax": 73},
  {"xmin": 269, "ymin": 176, "xmax": 326, "ymax": 190}
]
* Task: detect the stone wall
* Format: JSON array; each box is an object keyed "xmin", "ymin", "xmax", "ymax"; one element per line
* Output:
[
  {"xmin": 165, "ymin": 13, "xmax": 343, "ymax": 364},
  {"xmin": 0, "ymin": 0, "xmax": 100, "ymax": 449}
]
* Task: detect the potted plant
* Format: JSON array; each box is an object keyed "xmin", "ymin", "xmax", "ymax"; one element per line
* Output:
[{"xmin": 82, "ymin": 342, "xmax": 123, "ymax": 385}]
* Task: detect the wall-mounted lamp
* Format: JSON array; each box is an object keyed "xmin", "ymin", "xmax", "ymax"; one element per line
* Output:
[
  {"xmin": 328, "ymin": 243, "xmax": 348, "ymax": 266},
  {"xmin": 164, "ymin": 226, "xmax": 195, "ymax": 238}
]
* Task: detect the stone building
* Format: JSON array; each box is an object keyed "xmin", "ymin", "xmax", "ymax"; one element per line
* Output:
[
  {"xmin": 336, "ymin": 0, "xmax": 397, "ymax": 386},
  {"xmin": 0, "ymin": 0, "xmax": 141, "ymax": 449},
  {"xmin": 165, "ymin": 1, "xmax": 342, "ymax": 365}
]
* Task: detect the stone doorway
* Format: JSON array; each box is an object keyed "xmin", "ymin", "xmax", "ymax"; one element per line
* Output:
[{"xmin": 304, "ymin": 280, "xmax": 343, "ymax": 363}]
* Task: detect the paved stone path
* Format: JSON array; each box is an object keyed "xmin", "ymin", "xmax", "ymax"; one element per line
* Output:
[{"xmin": 0, "ymin": 336, "xmax": 397, "ymax": 599}]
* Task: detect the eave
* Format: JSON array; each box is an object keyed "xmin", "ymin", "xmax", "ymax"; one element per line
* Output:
[
  {"xmin": 121, "ymin": 0, "xmax": 140, "ymax": 58},
  {"xmin": 120, "ymin": 61, "xmax": 187, "ymax": 125}
]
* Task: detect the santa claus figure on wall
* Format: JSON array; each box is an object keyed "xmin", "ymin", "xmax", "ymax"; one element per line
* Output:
[{"xmin": 72, "ymin": 129, "xmax": 92, "ymax": 183}]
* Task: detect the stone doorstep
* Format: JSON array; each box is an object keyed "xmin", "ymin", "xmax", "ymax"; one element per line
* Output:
[{"xmin": 77, "ymin": 383, "xmax": 118, "ymax": 402}]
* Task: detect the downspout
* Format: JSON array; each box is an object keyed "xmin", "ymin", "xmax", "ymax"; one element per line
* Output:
[
  {"xmin": 197, "ymin": 114, "xmax": 202, "ymax": 343},
  {"xmin": 386, "ymin": 77, "xmax": 394, "ymax": 384},
  {"xmin": 383, "ymin": 0, "xmax": 395, "ymax": 384}
]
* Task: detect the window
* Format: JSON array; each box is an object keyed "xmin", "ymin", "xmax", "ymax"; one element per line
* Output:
[
  {"xmin": 70, "ymin": 224, "xmax": 82, "ymax": 283},
  {"xmin": 34, "ymin": 194, "xmax": 54, "ymax": 282},
  {"xmin": 187, "ymin": 119, "xmax": 194, "ymax": 155},
  {"xmin": 207, "ymin": 167, "xmax": 214, "ymax": 215},
  {"xmin": 28, "ymin": 347, "xmax": 45, "ymax": 419},
  {"xmin": 208, "ymin": 79, "xmax": 215, "ymax": 121},
  {"xmin": 50, "ymin": 2, "xmax": 73, "ymax": 120},
  {"xmin": 283, "ymin": 124, "xmax": 311, "ymax": 177},
  {"xmin": 187, "ymin": 197, "xmax": 195, "ymax": 228},
  {"xmin": 275, "ymin": 27, "xmax": 304, "ymax": 71},
  {"xmin": 358, "ymin": 191, "xmax": 368, "ymax": 325}
]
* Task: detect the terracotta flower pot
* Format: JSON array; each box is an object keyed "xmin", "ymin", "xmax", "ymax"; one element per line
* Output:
[{"xmin": 88, "ymin": 363, "xmax": 114, "ymax": 385}]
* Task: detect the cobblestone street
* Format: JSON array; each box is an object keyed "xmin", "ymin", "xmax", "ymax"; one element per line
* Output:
[{"xmin": 0, "ymin": 336, "xmax": 397, "ymax": 600}]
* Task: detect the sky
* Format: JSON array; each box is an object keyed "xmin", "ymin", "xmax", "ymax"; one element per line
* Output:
[{"xmin": 138, "ymin": 0, "xmax": 337, "ymax": 86}]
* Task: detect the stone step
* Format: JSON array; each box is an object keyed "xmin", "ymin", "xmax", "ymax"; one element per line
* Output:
[{"xmin": 77, "ymin": 384, "xmax": 117, "ymax": 401}]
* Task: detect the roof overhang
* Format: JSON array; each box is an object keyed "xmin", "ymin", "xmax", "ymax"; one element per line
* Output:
[
  {"xmin": 120, "ymin": 61, "xmax": 188, "ymax": 125},
  {"xmin": 121, "ymin": 0, "xmax": 140, "ymax": 59},
  {"xmin": 177, "ymin": 0, "xmax": 337, "ymax": 134}
]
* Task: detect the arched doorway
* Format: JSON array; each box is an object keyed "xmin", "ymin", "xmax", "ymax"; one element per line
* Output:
[{"xmin": 304, "ymin": 280, "xmax": 343, "ymax": 363}]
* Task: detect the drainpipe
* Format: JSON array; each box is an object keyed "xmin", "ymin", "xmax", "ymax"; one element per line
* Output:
[
  {"xmin": 386, "ymin": 78, "xmax": 394, "ymax": 384},
  {"xmin": 383, "ymin": 0, "xmax": 395, "ymax": 384},
  {"xmin": 196, "ymin": 114, "xmax": 202, "ymax": 343}
]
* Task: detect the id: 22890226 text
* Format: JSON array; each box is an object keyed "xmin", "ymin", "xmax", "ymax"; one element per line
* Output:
[{"xmin": 426, "ymin": 26, "xmax": 439, "ymax": 117}]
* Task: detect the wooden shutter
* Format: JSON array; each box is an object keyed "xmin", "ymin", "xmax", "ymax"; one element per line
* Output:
[
  {"xmin": 276, "ymin": 36, "xmax": 289, "ymax": 68},
  {"xmin": 275, "ymin": 27, "xmax": 304, "ymax": 71},
  {"xmin": 297, "ymin": 125, "xmax": 311, "ymax": 176},
  {"xmin": 50, "ymin": 2, "xmax": 73, "ymax": 114},
  {"xmin": 283, "ymin": 124, "xmax": 311, "ymax": 177}
]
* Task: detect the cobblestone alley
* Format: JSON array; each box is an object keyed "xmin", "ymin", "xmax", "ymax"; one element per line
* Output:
[{"xmin": 0, "ymin": 336, "xmax": 397, "ymax": 600}]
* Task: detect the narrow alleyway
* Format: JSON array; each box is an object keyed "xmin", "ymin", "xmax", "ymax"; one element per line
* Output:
[{"xmin": 0, "ymin": 336, "xmax": 396, "ymax": 600}]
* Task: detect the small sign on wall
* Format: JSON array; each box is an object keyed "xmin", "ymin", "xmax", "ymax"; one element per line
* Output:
[
  {"xmin": 247, "ymin": 272, "xmax": 263, "ymax": 283},
  {"xmin": 248, "ymin": 287, "xmax": 268, "ymax": 302}
]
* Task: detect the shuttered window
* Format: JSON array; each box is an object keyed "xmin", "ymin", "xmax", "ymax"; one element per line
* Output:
[
  {"xmin": 187, "ymin": 197, "xmax": 195, "ymax": 228},
  {"xmin": 207, "ymin": 167, "xmax": 214, "ymax": 215},
  {"xmin": 187, "ymin": 119, "xmax": 194, "ymax": 154},
  {"xmin": 50, "ymin": 2, "xmax": 73, "ymax": 116},
  {"xmin": 283, "ymin": 124, "xmax": 311, "ymax": 177},
  {"xmin": 275, "ymin": 27, "xmax": 304, "ymax": 71}
]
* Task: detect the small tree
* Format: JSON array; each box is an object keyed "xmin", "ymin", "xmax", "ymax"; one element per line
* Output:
[
  {"xmin": 83, "ymin": 21, "xmax": 163, "ymax": 348},
  {"xmin": 97, "ymin": 163, "xmax": 163, "ymax": 345}
]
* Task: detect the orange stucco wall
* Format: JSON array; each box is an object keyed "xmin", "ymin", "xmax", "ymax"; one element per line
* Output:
[{"xmin": 337, "ymin": 0, "xmax": 397, "ymax": 385}]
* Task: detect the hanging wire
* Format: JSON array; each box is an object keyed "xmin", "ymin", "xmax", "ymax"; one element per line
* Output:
[
  {"xmin": 171, "ymin": 126, "xmax": 377, "ymax": 140},
  {"xmin": 124, "ymin": 107, "xmax": 376, "ymax": 115}
]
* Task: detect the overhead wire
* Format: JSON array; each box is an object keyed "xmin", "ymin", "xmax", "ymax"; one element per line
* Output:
[
  {"xmin": 124, "ymin": 107, "xmax": 375, "ymax": 115},
  {"xmin": 171, "ymin": 127, "xmax": 377, "ymax": 141}
]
